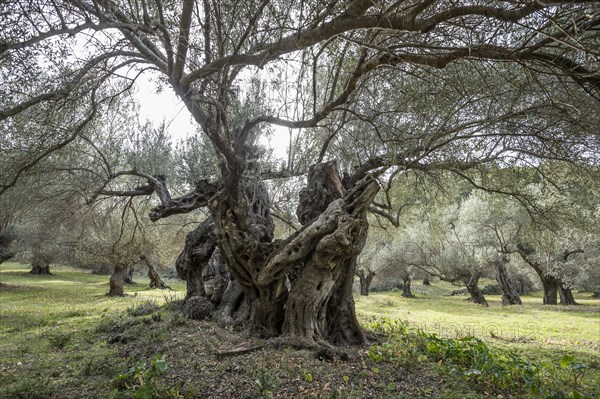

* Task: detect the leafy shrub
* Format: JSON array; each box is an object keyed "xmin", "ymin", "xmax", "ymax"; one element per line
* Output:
[
  {"xmin": 112, "ymin": 354, "xmax": 182, "ymax": 399},
  {"xmin": 365, "ymin": 317, "xmax": 595, "ymax": 398}
]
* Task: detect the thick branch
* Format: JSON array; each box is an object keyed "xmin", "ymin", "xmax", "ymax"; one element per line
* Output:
[{"xmin": 149, "ymin": 180, "xmax": 218, "ymax": 221}]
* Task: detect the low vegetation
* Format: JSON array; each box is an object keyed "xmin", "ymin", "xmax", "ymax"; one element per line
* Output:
[{"xmin": 1, "ymin": 263, "xmax": 598, "ymax": 398}]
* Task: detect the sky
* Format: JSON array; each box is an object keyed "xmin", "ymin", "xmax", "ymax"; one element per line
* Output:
[
  {"xmin": 134, "ymin": 73, "xmax": 196, "ymax": 142},
  {"xmin": 134, "ymin": 72, "xmax": 290, "ymax": 160}
]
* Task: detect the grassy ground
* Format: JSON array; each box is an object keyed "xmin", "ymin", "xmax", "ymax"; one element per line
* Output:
[{"xmin": 1, "ymin": 262, "xmax": 599, "ymax": 398}]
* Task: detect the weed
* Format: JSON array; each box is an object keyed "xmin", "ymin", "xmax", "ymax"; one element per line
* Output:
[
  {"xmin": 112, "ymin": 354, "xmax": 182, "ymax": 399},
  {"xmin": 252, "ymin": 369, "xmax": 279, "ymax": 398}
]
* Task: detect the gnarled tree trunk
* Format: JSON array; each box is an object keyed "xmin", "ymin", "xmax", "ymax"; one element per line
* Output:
[
  {"xmin": 30, "ymin": 261, "xmax": 51, "ymax": 275},
  {"xmin": 356, "ymin": 267, "xmax": 376, "ymax": 296},
  {"xmin": 108, "ymin": 264, "xmax": 127, "ymax": 296},
  {"xmin": 150, "ymin": 160, "xmax": 380, "ymax": 349},
  {"xmin": 465, "ymin": 273, "xmax": 488, "ymax": 306},
  {"xmin": 402, "ymin": 276, "xmax": 415, "ymax": 298},
  {"xmin": 176, "ymin": 218, "xmax": 216, "ymax": 301},
  {"xmin": 140, "ymin": 255, "xmax": 170, "ymax": 290},
  {"xmin": 540, "ymin": 276, "xmax": 559, "ymax": 305},
  {"xmin": 494, "ymin": 258, "xmax": 521, "ymax": 305},
  {"xmin": 559, "ymin": 285, "xmax": 577, "ymax": 305},
  {"xmin": 423, "ymin": 275, "xmax": 431, "ymax": 285},
  {"xmin": 30, "ymin": 250, "xmax": 52, "ymax": 274},
  {"xmin": 280, "ymin": 162, "xmax": 377, "ymax": 348}
]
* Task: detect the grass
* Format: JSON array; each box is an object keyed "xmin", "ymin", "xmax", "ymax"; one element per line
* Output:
[
  {"xmin": 1, "ymin": 262, "xmax": 599, "ymax": 398},
  {"xmin": 356, "ymin": 280, "xmax": 599, "ymax": 350}
]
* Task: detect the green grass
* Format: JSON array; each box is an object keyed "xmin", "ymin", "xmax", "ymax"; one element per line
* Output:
[
  {"xmin": 357, "ymin": 280, "xmax": 600, "ymax": 398},
  {"xmin": 356, "ymin": 280, "xmax": 599, "ymax": 348},
  {"xmin": 1, "ymin": 263, "xmax": 599, "ymax": 398},
  {"xmin": 0, "ymin": 262, "xmax": 185, "ymax": 399}
]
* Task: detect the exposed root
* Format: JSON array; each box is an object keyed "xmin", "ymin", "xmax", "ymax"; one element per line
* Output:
[
  {"xmin": 216, "ymin": 342, "xmax": 264, "ymax": 357},
  {"xmin": 269, "ymin": 336, "xmax": 352, "ymax": 361}
]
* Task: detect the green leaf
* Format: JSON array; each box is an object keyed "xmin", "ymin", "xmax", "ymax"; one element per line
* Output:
[
  {"xmin": 386, "ymin": 383, "xmax": 397, "ymax": 391},
  {"xmin": 560, "ymin": 354, "xmax": 575, "ymax": 368},
  {"xmin": 134, "ymin": 385, "xmax": 153, "ymax": 399},
  {"xmin": 152, "ymin": 356, "xmax": 168, "ymax": 375}
]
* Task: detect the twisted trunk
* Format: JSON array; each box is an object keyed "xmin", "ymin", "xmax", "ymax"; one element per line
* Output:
[
  {"xmin": 559, "ymin": 285, "xmax": 577, "ymax": 305},
  {"xmin": 108, "ymin": 264, "xmax": 127, "ymax": 296},
  {"xmin": 151, "ymin": 160, "xmax": 380, "ymax": 348},
  {"xmin": 402, "ymin": 276, "xmax": 415, "ymax": 298},
  {"xmin": 494, "ymin": 258, "xmax": 521, "ymax": 305},
  {"xmin": 281, "ymin": 163, "xmax": 377, "ymax": 347},
  {"xmin": 356, "ymin": 268, "xmax": 376, "ymax": 296},
  {"xmin": 465, "ymin": 273, "xmax": 488, "ymax": 306},
  {"xmin": 140, "ymin": 255, "xmax": 170, "ymax": 290},
  {"xmin": 30, "ymin": 261, "xmax": 51, "ymax": 275},
  {"xmin": 540, "ymin": 276, "xmax": 559, "ymax": 305},
  {"xmin": 30, "ymin": 249, "xmax": 52, "ymax": 274}
]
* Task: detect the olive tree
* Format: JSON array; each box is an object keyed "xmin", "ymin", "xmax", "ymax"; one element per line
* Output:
[{"xmin": 2, "ymin": 0, "xmax": 599, "ymax": 349}]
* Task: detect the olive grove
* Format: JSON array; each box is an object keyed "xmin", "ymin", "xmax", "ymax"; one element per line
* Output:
[{"xmin": 1, "ymin": 0, "xmax": 599, "ymax": 349}]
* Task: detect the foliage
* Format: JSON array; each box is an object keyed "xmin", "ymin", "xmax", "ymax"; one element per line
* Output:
[
  {"xmin": 364, "ymin": 317, "xmax": 598, "ymax": 398},
  {"xmin": 112, "ymin": 354, "xmax": 182, "ymax": 399}
]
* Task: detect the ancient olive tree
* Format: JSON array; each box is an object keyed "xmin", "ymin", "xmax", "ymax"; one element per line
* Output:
[{"xmin": 2, "ymin": 1, "xmax": 599, "ymax": 348}]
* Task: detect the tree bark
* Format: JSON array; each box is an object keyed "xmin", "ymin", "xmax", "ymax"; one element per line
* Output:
[
  {"xmin": 30, "ymin": 261, "xmax": 51, "ymax": 275},
  {"xmin": 0, "ymin": 232, "xmax": 14, "ymax": 265},
  {"xmin": 175, "ymin": 218, "xmax": 217, "ymax": 300},
  {"xmin": 30, "ymin": 249, "xmax": 52, "ymax": 274},
  {"xmin": 494, "ymin": 258, "xmax": 521, "ymax": 305},
  {"xmin": 559, "ymin": 285, "xmax": 578, "ymax": 305},
  {"xmin": 356, "ymin": 268, "xmax": 376, "ymax": 296},
  {"xmin": 540, "ymin": 276, "xmax": 559, "ymax": 305},
  {"xmin": 326, "ymin": 258, "xmax": 367, "ymax": 346},
  {"xmin": 281, "ymin": 163, "xmax": 378, "ymax": 348},
  {"xmin": 150, "ymin": 160, "xmax": 380, "ymax": 348},
  {"xmin": 517, "ymin": 245, "xmax": 574, "ymax": 306},
  {"xmin": 423, "ymin": 275, "xmax": 431, "ymax": 285},
  {"xmin": 108, "ymin": 264, "xmax": 127, "ymax": 296},
  {"xmin": 465, "ymin": 273, "xmax": 488, "ymax": 306},
  {"xmin": 402, "ymin": 276, "xmax": 415, "ymax": 298}
]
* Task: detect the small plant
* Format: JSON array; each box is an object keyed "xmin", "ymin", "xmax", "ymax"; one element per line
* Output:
[
  {"xmin": 424, "ymin": 334, "xmax": 540, "ymax": 395},
  {"xmin": 112, "ymin": 354, "xmax": 182, "ymax": 399},
  {"xmin": 559, "ymin": 354, "xmax": 589, "ymax": 385},
  {"xmin": 302, "ymin": 370, "xmax": 313, "ymax": 383},
  {"xmin": 252, "ymin": 369, "xmax": 279, "ymax": 398}
]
